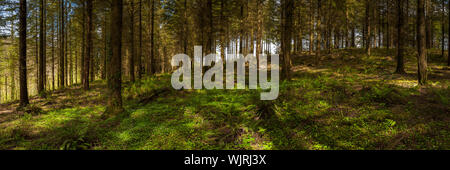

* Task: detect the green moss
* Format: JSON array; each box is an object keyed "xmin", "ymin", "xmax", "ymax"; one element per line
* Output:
[{"xmin": 0, "ymin": 49, "xmax": 448, "ymax": 150}]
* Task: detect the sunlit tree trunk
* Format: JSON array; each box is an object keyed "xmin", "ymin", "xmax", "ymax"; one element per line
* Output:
[{"xmin": 9, "ymin": 21, "xmax": 15, "ymax": 100}]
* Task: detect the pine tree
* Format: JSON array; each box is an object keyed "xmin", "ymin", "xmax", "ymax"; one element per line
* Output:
[
  {"xmin": 105, "ymin": 0, "xmax": 125, "ymax": 116},
  {"xmin": 38, "ymin": 0, "xmax": 46, "ymax": 95},
  {"xmin": 417, "ymin": 0, "xmax": 428, "ymax": 85},
  {"xmin": 19, "ymin": 0, "xmax": 29, "ymax": 107}
]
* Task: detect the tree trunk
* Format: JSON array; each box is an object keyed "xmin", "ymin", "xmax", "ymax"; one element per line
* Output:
[
  {"xmin": 51, "ymin": 15, "xmax": 55, "ymax": 90},
  {"xmin": 378, "ymin": 2, "xmax": 382, "ymax": 48},
  {"xmin": 386, "ymin": 0, "xmax": 391, "ymax": 49},
  {"xmin": 297, "ymin": 1, "xmax": 303, "ymax": 53},
  {"xmin": 67, "ymin": 2, "xmax": 72, "ymax": 85},
  {"xmin": 138, "ymin": 0, "xmax": 143, "ymax": 78},
  {"xmin": 395, "ymin": 0, "xmax": 406, "ymax": 74},
  {"xmin": 84, "ymin": 0, "xmax": 93, "ymax": 90},
  {"xmin": 426, "ymin": 0, "xmax": 432, "ymax": 49},
  {"xmin": 417, "ymin": 0, "xmax": 428, "ymax": 85},
  {"xmin": 183, "ymin": 0, "xmax": 188, "ymax": 55},
  {"xmin": 59, "ymin": 0, "xmax": 65, "ymax": 88},
  {"xmin": 219, "ymin": 0, "xmax": 225, "ymax": 62},
  {"xmin": 150, "ymin": 0, "xmax": 156, "ymax": 74},
  {"xmin": 105, "ymin": 0, "xmax": 125, "ymax": 116},
  {"xmin": 35, "ymin": 14, "xmax": 38, "ymax": 95},
  {"xmin": 366, "ymin": 0, "xmax": 371, "ymax": 56},
  {"xmin": 4, "ymin": 76, "xmax": 7, "ymax": 102},
  {"xmin": 345, "ymin": 0, "xmax": 349, "ymax": 48},
  {"xmin": 239, "ymin": 0, "xmax": 244, "ymax": 56},
  {"xmin": 129, "ymin": 0, "xmax": 136, "ymax": 82},
  {"xmin": 64, "ymin": 0, "xmax": 68, "ymax": 86},
  {"xmin": 19, "ymin": 0, "xmax": 29, "ymax": 107},
  {"xmin": 316, "ymin": 0, "xmax": 322, "ymax": 64},
  {"xmin": 282, "ymin": 0, "xmax": 293, "ymax": 80},
  {"xmin": 68, "ymin": 17, "xmax": 73, "ymax": 86},
  {"xmin": 103, "ymin": 14, "xmax": 108, "ymax": 80},
  {"xmin": 351, "ymin": 26, "xmax": 356, "ymax": 47},
  {"xmin": 81, "ymin": 0, "xmax": 86, "ymax": 85},
  {"xmin": 38, "ymin": 0, "xmax": 46, "ymax": 95},
  {"xmin": 309, "ymin": 0, "xmax": 314, "ymax": 54},
  {"xmin": 442, "ymin": 0, "xmax": 445, "ymax": 58},
  {"xmin": 256, "ymin": 0, "xmax": 262, "ymax": 60},
  {"xmin": 206, "ymin": 0, "xmax": 213, "ymax": 54}
]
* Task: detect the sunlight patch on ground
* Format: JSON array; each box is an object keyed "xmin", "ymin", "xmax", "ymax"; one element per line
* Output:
[{"xmin": 387, "ymin": 79, "xmax": 419, "ymax": 88}]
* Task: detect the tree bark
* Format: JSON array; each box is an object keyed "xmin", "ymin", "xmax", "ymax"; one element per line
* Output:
[
  {"xmin": 418, "ymin": 0, "xmax": 428, "ymax": 85},
  {"xmin": 281, "ymin": 0, "xmax": 293, "ymax": 80},
  {"xmin": 84, "ymin": 0, "xmax": 93, "ymax": 90},
  {"xmin": 442, "ymin": 0, "xmax": 445, "ymax": 58},
  {"xmin": 395, "ymin": 0, "xmax": 406, "ymax": 74},
  {"xmin": 256, "ymin": 0, "xmax": 262, "ymax": 60},
  {"xmin": 19, "ymin": 0, "xmax": 29, "ymax": 107},
  {"xmin": 59, "ymin": 0, "xmax": 65, "ymax": 88},
  {"xmin": 51, "ymin": 15, "xmax": 55, "ymax": 90},
  {"xmin": 138, "ymin": 0, "xmax": 143, "ymax": 78},
  {"xmin": 38, "ymin": 0, "xmax": 46, "ymax": 95},
  {"xmin": 206, "ymin": 0, "xmax": 213, "ymax": 54},
  {"xmin": 64, "ymin": 0, "xmax": 69, "ymax": 86},
  {"xmin": 425, "ymin": 0, "xmax": 432, "ymax": 49},
  {"xmin": 297, "ymin": 0, "xmax": 303, "ymax": 52},
  {"xmin": 67, "ymin": 2, "xmax": 72, "ymax": 85},
  {"xmin": 81, "ymin": 0, "xmax": 86, "ymax": 85},
  {"xmin": 105, "ymin": 0, "xmax": 125, "ymax": 116},
  {"xmin": 150, "ymin": 0, "xmax": 156, "ymax": 74},
  {"xmin": 129, "ymin": 0, "xmax": 136, "ymax": 82},
  {"xmin": 35, "ymin": 14, "xmax": 38, "ymax": 93},
  {"xmin": 309, "ymin": 0, "xmax": 314, "ymax": 54},
  {"xmin": 316, "ymin": 0, "xmax": 322, "ymax": 63},
  {"xmin": 345, "ymin": 0, "xmax": 349, "ymax": 48},
  {"xmin": 386, "ymin": 0, "xmax": 391, "ymax": 49},
  {"xmin": 366, "ymin": 0, "xmax": 371, "ymax": 56}
]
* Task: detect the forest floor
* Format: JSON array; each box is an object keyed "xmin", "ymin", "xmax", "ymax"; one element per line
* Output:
[{"xmin": 0, "ymin": 48, "xmax": 449, "ymax": 150}]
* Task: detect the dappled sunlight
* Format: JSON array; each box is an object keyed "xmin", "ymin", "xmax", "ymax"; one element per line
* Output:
[{"xmin": 0, "ymin": 48, "xmax": 448, "ymax": 150}]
